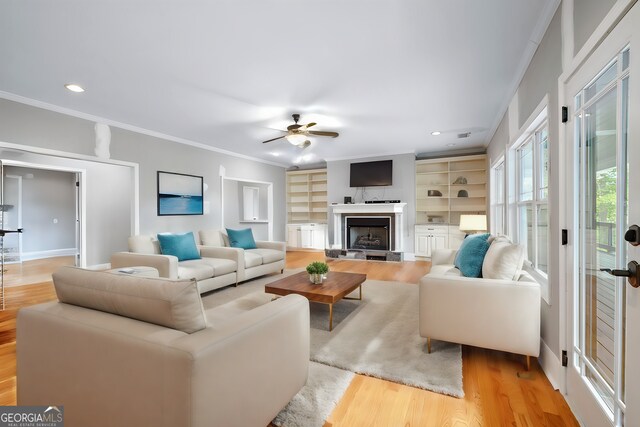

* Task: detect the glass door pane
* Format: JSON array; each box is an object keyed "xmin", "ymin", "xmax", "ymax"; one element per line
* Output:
[{"xmin": 579, "ymin": 83, "xmax": 624, "ymax": 411}]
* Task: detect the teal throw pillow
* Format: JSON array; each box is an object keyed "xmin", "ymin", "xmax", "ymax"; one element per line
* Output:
[
  {"xmin": 226, "ymin": 228, "xmax": 257, "ymax": 250},
  {"xmin": 454, "ymin": 233, "xmax": 491, "ymax": 278},
  {"xmin": 157, "ymin": 232, "xmax": 201, "ymax": 261}
]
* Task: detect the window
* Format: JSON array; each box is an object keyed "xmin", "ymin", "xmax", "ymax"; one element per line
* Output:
[
  {"xmin": 490, "ymin": 159, "xmax": 506, "ymax": 235},
  {"xmin": 516, "ymin": 122, "xmax": 549, "ymax": 275}
]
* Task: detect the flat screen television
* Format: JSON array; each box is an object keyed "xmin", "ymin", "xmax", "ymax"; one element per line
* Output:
[{"xmin": 350, "ymin": 160, "xmax": 393, "ymax": 187}]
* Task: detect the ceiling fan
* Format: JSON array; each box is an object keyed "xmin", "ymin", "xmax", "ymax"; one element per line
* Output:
[{"xmin": 261, "ymin": 114, "xmax": 339, "ymax": 148}]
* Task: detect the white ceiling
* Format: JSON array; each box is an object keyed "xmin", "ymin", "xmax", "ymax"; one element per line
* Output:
[{"xmin": 0, "ymin": 0, "xmax": 557, "ymax": 167}]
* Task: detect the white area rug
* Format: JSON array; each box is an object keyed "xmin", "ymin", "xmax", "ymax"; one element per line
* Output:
[
  {"xmin": 201, "ymin": 270, "xmax": 463, "ymax": 425},
  {"xmin": 272, "ymin": 362, "xmax": 354, "ymax": 427}
]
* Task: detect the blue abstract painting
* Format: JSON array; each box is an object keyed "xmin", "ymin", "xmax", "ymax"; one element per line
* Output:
[{"xmin": 157, "ymin": 171, "xmax": 204, "ymax": 215}]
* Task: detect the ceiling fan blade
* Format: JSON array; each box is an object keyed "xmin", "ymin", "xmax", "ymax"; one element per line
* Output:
[
  {"xmin": 299, "ymin": 122, "xmax": 317, "ymax": 131},
  {"xmin": 261, "ymin": 135, "xmax": 286, "ymax": 144},
  {"xmin": 308, "ymin": 130, "xmax": 339, "ymax": 138}
]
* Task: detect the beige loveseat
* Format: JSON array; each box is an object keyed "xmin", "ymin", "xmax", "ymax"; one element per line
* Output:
[
  {"xmin": 111, "ymin": 235, "xmax": 238, "ymax": 293},
  {"xmin": 198, "ymin": 229, "xmax": 286, "ymax": 283},
  {"xmin": 17, "ymin": 266, "xmax": 310, "ymax": 427},
  {"xmin": 419, "ymin": 248, "xmax": 541, "ymax": 368}
]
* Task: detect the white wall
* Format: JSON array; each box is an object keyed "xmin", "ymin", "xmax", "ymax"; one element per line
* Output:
[
  {"xmin": 222, "ymin": 179, "xmax": 269, "ymax": 240},
  {"xmin": 487, "ymin": 6, "xmax": 562, "ymax": 359},
  {"xmin": 1, "ymin": 149, "xmax": 133, "ymax": 265},
  {"xmin": 486, "ymin": 0, "xmax": 624, "ymax": 362},
  {"xmin": 326, "ymin": 153, "xmax": 415, "ymax": 253},
  {"xmin": 573, "ymin": 0, "xmax": 617, "ymax": 53},
  {"xmin": 0, "ymin": 98, "xmax": 286, "ymax": 264},
  {"xmin": 4, "ymin": 166, "xmax": 76, "ymax": 255}
]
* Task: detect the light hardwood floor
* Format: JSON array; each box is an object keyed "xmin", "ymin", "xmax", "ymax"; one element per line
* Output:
[{"xmin": 0, "ymin": 253, "xmax": 578, "ymax": 426}]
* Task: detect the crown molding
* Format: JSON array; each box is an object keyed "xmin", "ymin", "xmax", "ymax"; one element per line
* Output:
[{"xmin": 0, "ymin": 91, "xmax": 288, "ymax": 168}]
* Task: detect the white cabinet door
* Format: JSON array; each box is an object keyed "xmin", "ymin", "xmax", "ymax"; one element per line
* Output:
[
  {"xmin": 431, "ymin": 234, "xmax": 447, "ymax": 253},
  {"xmin": 299, "ymin": 227, "xmax": 313, "ymax": 248},
  {"xmin": 415, "ymin": 234, "xmax": 430, "ymax": 257},
  {"xmin": 312, "ymin": 226, "xmax": 326, "ymax": 250},
  {"xmin": 286, "ymin": 226, "xmax": 299, "ymax": 248}
]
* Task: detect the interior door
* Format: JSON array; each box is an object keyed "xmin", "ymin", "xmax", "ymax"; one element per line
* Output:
[{"xmin": 564, "ymin": 4, "xmax": 640, "ymax": 425}]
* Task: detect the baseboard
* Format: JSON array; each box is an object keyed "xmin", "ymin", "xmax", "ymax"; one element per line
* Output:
[
  {"xmin": 403, "ymin": 252, "xmax": 416, "ymax": 261},
  {"xmin": 86, "ymin": 262, "xmax": 111, "ymax": 270},
  {"xmin": 539, "ymin": 338, "xmax": 563, "ymax": 390},
  {"xmin": 21, "ymin": 248, "xmax": 77, "ymax": 261}
]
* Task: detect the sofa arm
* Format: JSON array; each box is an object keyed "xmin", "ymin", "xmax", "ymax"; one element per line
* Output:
[
  {"xmin": 256, "ymin": 240, "xmax": 286, "ymax": 252},
  {"xmin": 419, "ymin": 275, "xmax": 541, "ymax": 357},
  {"xmin": 110, "ymin": 252, "xmax": 178, "ymax": 279},
  {"xmin": 431, "ymin": 249, "xmax": 457, "ymax": 266},
  {"xmin": 171, "ymin": 294, "xmax": 309, "ymax": 427}
]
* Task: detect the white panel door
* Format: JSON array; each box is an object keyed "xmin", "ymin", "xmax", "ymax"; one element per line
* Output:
[
  {"xmin": 564, "ymin": 4, "xmax": 640, "ymax": 425},
  {"xmin": 286, "ymin": 225, "xmax": 299, "ymax": 248},
  {"xmin": 299, "ymin": 227, "xmax": 313, "ymax": 248},
  {"xmin": 415, "ymin": 234, "xmax": 430, "ymax": 257},
  {"xmin": 431, "ymin": 234, "xmax": 447, "ymax": 253},
  {"xmin": 312, "ymin": 226, "xmax": 326, "ymax": 250}
]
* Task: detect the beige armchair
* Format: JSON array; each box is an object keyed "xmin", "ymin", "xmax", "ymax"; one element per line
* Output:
[{"xmin": 419, "ymin": 248, "xmax": 541, "ymax": 369}]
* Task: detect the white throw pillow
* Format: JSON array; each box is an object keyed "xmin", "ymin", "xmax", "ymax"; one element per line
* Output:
[
  {"xmin": 199, "ymin": 229, "xmax": 225, "ymax": 247},
  {"xmin": 482, "ymin": 239, "xmax": 525, "ymax": 280}
]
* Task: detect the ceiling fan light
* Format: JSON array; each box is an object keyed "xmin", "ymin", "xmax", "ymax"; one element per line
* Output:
[{"xmin": 286, "ymin": 134, "xmax": 307, "ymax": 146}]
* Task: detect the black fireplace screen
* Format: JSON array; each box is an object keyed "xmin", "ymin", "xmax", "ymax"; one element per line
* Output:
[{"xmin": 346, "ymin": 217, "xmax": 390, "ymax": 251}]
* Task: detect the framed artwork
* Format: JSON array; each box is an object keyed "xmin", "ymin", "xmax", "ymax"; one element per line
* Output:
[{"xmin": 157, "ymin": 171, "xmax": 204, "ymax": 216}]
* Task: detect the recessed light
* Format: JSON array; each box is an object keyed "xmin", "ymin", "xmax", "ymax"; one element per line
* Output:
[
  {"xmin": 446, "ymin": 143, "xmax": 456, "ymax": 147},
  {"xmin": 65, "ymin": 84, "xmax": 85, "ymax": 93},
  {"xmin": 431, "ymin": 131, "xmax": 441, "ymax": 136}
]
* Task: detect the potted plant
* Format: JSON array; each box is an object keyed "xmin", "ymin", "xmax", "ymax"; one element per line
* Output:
[{"xmin": 306, "ymin": 261, "xmax": 329, "ymax": 284}]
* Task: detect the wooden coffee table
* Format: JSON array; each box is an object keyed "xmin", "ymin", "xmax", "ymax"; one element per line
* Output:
[{"xmin": 265, "ymin": 271, "xmax": 366, "ymax": 331}]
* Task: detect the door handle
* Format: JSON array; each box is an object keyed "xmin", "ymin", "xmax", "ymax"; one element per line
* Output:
[{"xmin": 601, "ymin": 260, "xmax": 640, "ymax": 288}]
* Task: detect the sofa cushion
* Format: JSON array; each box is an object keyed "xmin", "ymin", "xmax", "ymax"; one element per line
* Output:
[
  {"xmin": 198, "ymin": 257, "xmax": 237, "ymax": 276},
  {"xmin": 177, "ymin": 260, "xmax": 215, "ymax": 281},
  {"xmin": 482, "ymin": 240, "xmax": 525, "ymax": 280},
  {"xmin": 247, "ymin": 248, "xmax": 284, "ymax": 264},
  {"xmin": 454, "ymin": 233, "xmax": 491, "ymax": 278},
  {"xmin": 226, "ymin": 228, "xmax": 257, "ymax": 250},
  {"xmin": 52, "ymin": 266, "xmax": 207, "ymax": 334},
  {"xmin": 158, "ymin": 232, "xmax": 201, "ymax": 261},
  {"xmin": 428, "ymin": 265, "xmax": 463, "ymax": 277},
  {"xmin": 244, "ymin": 251, "xmax": 263, "ymax": 268},
  {"xmin": 128, "ymin": 235, "xmax": 161, "ymax": 254},
  {"xmin": 199, "ymin": 229, "xmax": 226, "ymax": 247}
]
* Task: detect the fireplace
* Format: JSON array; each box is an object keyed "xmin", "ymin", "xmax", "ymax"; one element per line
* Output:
[{"xmin": 345, "ymin": 216, "xmax": 391, "ymax": 251}]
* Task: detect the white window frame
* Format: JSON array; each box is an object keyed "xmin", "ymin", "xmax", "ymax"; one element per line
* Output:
[
  {"xmin": 515, "ymin": 121, "xmax": 549, "ymax": 276},
  {"xmin": 507, "ymin": 101, "xmax": 550, "ymax": 303},
  {"xmin": 490, "ymin": 156, "xmax": 506, "ymax": 235}
]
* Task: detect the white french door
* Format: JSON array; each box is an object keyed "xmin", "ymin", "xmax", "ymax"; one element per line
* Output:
[{"xmin": 564, "ymin": 4, "xmax": 640, "ymax": 426}]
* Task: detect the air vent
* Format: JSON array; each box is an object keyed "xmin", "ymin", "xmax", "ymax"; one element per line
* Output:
[{"xmin": 457, "ymin": 132, "xmax": 471, "ymax": 139}]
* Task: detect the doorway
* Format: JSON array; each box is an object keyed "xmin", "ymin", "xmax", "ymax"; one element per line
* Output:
[
  {"xmin": 563, "ymin": 3, "xmax": 640, "ymax": 425},
  {"xmin": 1, "ymin": 163, "xmax": 80, "ymax": 289}
]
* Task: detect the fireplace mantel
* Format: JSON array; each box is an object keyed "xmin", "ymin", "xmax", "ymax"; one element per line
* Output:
[{"xmin": 331, "ymin": 203, "xmax": 407, "ymax": 251}]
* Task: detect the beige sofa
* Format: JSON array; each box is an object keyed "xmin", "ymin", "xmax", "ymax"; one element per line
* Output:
[
  {"xmin": 17, "ymin": 266, "xmax": 310, "ymax": 427},
  {"xmin": 198, "ymin": 229, "xmax": 286, "ymax": 283},
  {"xmin": 419, "ymin": 248, "xmax": 541, "ymax": 368},
  {"xmin": 111, "ymin": 235, "xmax": 238, "ymax": 293}
]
